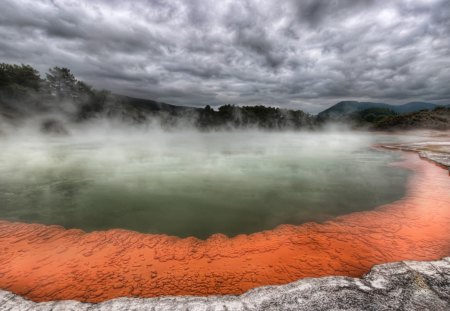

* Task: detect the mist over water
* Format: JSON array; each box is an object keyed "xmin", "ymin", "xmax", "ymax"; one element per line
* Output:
[{"xmin": 0, "ymin": 126, "xmax": 411, "ymax": 238}]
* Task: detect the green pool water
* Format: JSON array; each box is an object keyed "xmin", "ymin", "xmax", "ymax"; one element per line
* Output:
[{"xmin": 0, "ymin": 131, "xmax": 410, "ymax": 238}]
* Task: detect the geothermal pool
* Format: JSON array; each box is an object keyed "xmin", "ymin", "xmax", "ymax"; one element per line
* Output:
[
  {"xmin": 0, "ymin": 131, "xmax": 410, "ymax": 238},
  {"xmin": 1, "ymin": 130, "xmax": 450, "ymax": 303}
]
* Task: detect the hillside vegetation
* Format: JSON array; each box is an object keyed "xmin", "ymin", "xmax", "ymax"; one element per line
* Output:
[
  {"xmin": 372, "ymin": 107, "xmax": 450, "ymax": 131},
  {"xmin": 1, "ymin": 63, "xmax": 448, "ymax": 132},
  {"xmin": 318, "ymin": 100, "xmax": 450, "ymax": 130},
  {"xmin": 0, "ymin": 63, "xmax": 314, "ymax": 132}
]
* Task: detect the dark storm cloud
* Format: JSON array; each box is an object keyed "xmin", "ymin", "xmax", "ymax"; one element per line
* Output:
[{"xmin": 0, "ymin": 0, "xmax": 449, "ymax": 113}]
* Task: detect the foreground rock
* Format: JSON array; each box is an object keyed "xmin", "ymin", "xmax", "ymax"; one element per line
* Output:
[{"xmin": 1, "ymin": 257, "xmax": 449, "ymax": 310}]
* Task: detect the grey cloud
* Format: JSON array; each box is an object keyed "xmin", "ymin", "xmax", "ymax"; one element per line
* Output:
[
  {"xmin": 291, "ymin": 0, "xmax": 376, "ymax": 27},
  {"xmin": 235, "ymin": 28, "xmax": 285, "ymax": 69},
  {"xmin": 0, "ymin": 0, "xmax": 449, "ymax": 113}
]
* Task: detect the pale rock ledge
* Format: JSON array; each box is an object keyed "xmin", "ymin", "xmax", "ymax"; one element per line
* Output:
[{"xmin": 0, "ymin": 257, "xmax": 449, "ymax": 311}]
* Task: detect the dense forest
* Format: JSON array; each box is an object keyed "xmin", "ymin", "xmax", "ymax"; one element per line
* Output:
[
  {"xmin": 1, "ymin": 63, "xmax": 449, "ymax": 133},
  {"xmin": 0, "ymin": 63, "xmax": 315, "ymax": 133}
]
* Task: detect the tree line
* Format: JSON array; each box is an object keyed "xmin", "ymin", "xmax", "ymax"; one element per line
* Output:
[
  {"xmin": 0, "ymin": 63, "xmax": 316, "ymax": 130},
  {"xmin": 4, "ymin": 62, "xmax": 444, "ymax": 131}
]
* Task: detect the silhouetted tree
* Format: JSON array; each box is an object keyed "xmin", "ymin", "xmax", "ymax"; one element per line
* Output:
[
  {"xmin": 45, "ymin": 67, "xmax": 78, "ymax": 99},
  {"xmin": 0, "ymin": 63, "xmax": 41, "ymax": 92}
]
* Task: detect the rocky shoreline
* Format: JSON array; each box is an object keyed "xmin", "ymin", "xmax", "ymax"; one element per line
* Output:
[
  {"xmin": 382, "ymin": 142, "xmax": 450, "ymax": 170},
  {"xmin": 0, "ymin": 257, "xmax": 449, "ymax": 310}
]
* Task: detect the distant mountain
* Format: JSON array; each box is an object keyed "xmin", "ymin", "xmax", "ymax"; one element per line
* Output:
[
  {"xmin": 393, "ymin": 102, "xmax": 438, "ymax": 114},
  {"xmin": 96, "ymin": 95, "xmax": 201, "ymax": 123},
  {"xmin": 113, "ymin": 95, "xmax": 199, "ymax": 114},
  {"xmin": 318, "ymin": 101, "xmax": 438, "ymax": 120},
  {"xmin": 318, "ymin": 101, "xmax": 391, "ymax": 120}
]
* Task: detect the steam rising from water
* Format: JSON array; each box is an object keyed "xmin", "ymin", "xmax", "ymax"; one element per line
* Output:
[{"xmin": 0, "ymin": 126, "xmax": 410, "ymax": 238}]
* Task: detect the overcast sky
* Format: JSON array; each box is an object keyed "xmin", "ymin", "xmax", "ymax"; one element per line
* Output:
[{"xmin": 0, "ymin": 0, "xmax": 449, "ymax": 113}]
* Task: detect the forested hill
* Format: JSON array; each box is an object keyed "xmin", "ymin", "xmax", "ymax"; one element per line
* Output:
[
  {"xmin": 369, "ymin": 107, "xmax": 450, "ymax": 131},
  {"xmin": 317, "ymin": 101, "xmax": 450, "ymax": 130},
  {"xmin": 317, "ymin": 101, "xmax": 441, "ymax": 120}
]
